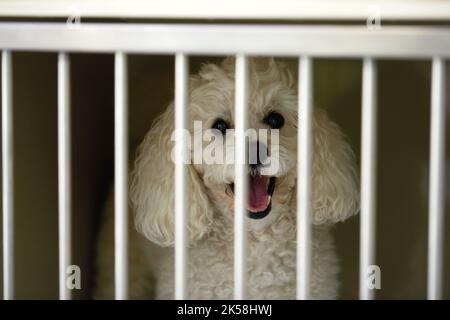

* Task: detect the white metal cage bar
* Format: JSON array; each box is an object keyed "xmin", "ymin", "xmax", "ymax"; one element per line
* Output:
[
  {"xmin": 174, "ymin": 53, "xmax": 189, "ymax": 300},
  {"xmin": 297, "ymin": 56, "xmax": 313, "ymax": 300},
  {"xmin": 1, "ymin": 24, "xmax": 450, "ymax": 58},
  {"xmin": 1, "ymin": 0, "xmax": 450, "ymax": 21},
  {"xmin": 114, "ymin": 52, "xmax": 129, "ymax": 300},
  {"xmin": 2, "ymin": 50, "xmax": 14, "ymax": 300},
  {"xmin": 359, "ymin": 58, "xmax": 378, "ymax": 300},
  {"xmin": 427, "ymin": 57, "xmax": 447, "ymax": 300},
  {"xmin": 234, "ymin": 54, "xmax": 249, "ymax": 300},
  {"xmin": 57, "ymin": 52, "xmax": 72, "ymax": 300}
]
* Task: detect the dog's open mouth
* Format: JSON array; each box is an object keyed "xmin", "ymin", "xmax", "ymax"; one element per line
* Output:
[{"xmin": 229, "ymin": 176, "xmax": 276, "ymax": 219}]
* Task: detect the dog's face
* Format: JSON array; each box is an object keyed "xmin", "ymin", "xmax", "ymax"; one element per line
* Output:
[
  {"xmin": 189, "ymin": 58, "xmax": 298, "ymax": 229},
  {"xmin": 131, "ymin": 58, "xmax": 359, "ymax": 247}
]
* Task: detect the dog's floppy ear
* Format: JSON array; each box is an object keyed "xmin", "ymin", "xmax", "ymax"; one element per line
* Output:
[
  {"xmin": 311, "ymin": 109, "xmax": 360, "ymax": 224},
  {"xmin": 130, "ymin": 104, "xmax": 214, "ymax": 247}
]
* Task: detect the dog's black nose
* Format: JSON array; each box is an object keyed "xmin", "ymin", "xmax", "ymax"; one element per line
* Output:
[
  {"xmin": 249, "ymin": 163, "xmax": 260, "ymax": 169},
  {"xmin": 248, "ymin": 140, "xmax": 268, "ymax": 169}
]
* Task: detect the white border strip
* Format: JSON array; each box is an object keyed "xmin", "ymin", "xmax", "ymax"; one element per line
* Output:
[
  {"xmin": 174, "ymin": 53, "xmax": 188, "ymax": 300},
  {"xmin": 1, "ymin": 23, "xmax": 450, "ymax": 58},
  {"xmin": 234, "ymin": 54, "xmax": 248, "ymax": 300},
  {"xmin": 114, "ymin": 52, "xmax": 129, "ymax": 300},
  {"xmin": 57, "ymin": 52, "xmax": 72, "ymax": 300},
  {"xmin": 359, "ymin": 58, "xmax": 377, "ymax": 300},
  {"xmin": 297, "ymin": 56, "xmax": 313, "ymax": 300},
  {"xmin": 427, "ymin": 57, "xmax": 446, "ymax": 300},
  {"xmin": 2, "ymin": 50, "xmax": 14, "ymax": 300},
  {"xmin": 0, "ymin": 0, "xmax": 450, "ymax": 21}
]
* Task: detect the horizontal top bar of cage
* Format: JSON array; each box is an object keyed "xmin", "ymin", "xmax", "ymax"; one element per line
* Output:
[
  {"xmin": 1, "ymin": 0, "xmax": 450, "ymax": 21},
  {"xmin": 1, "ymin": 23, "xmax": 450, "ymax": 58}
]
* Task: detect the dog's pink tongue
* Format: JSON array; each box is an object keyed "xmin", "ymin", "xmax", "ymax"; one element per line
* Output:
[{"xmin": 248, "ymin": 175, "xmax": 269, "ymax": 213}]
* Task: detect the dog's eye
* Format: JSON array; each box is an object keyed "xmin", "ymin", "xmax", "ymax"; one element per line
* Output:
[
  {"xmin": 264, "ymin": 112, "xmax": 285, "ymax": 129},
  {"xmin": 211, "ymin": 119, "xmax": 229, "ymax": 135}
]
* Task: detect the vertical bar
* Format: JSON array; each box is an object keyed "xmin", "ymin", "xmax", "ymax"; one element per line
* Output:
[
  {"xmin": 359, "ymin": 58, "xmax": 377, "ymax": 300},
  {"xmin": 234, "ymin": 54, "xmax": 248, "ymax": 300},
  {"xmin": 2, "ymin": 50, "xmax": 13, "ymax": 300},
  {"xmin": 114, "ymin": 52, "xmax": 128, "ymax": 300},
  {"xmin": 427, "ymin": 57, "xmax": 446, "ymax": 300},
  {"xmin": 58, "ymin": 52, "xmax": 72, "ymax": 300},
  {"xmin": 297, "ymin": 56, "xmax": 313, "ymax": 300},
  {"xmin": 174, "ymin": 53, "xmax": 188, "ymax": 300}
]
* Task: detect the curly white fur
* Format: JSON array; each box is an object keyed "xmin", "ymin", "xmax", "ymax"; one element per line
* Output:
[{"xmin": 94, "ymin": 58, "xmax": 359, "ymax": 299}]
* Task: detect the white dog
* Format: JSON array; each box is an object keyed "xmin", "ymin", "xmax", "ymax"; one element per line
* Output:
[{"xmin": 94, "ymin": 58, "xmax": 359, "ymax": 299}]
